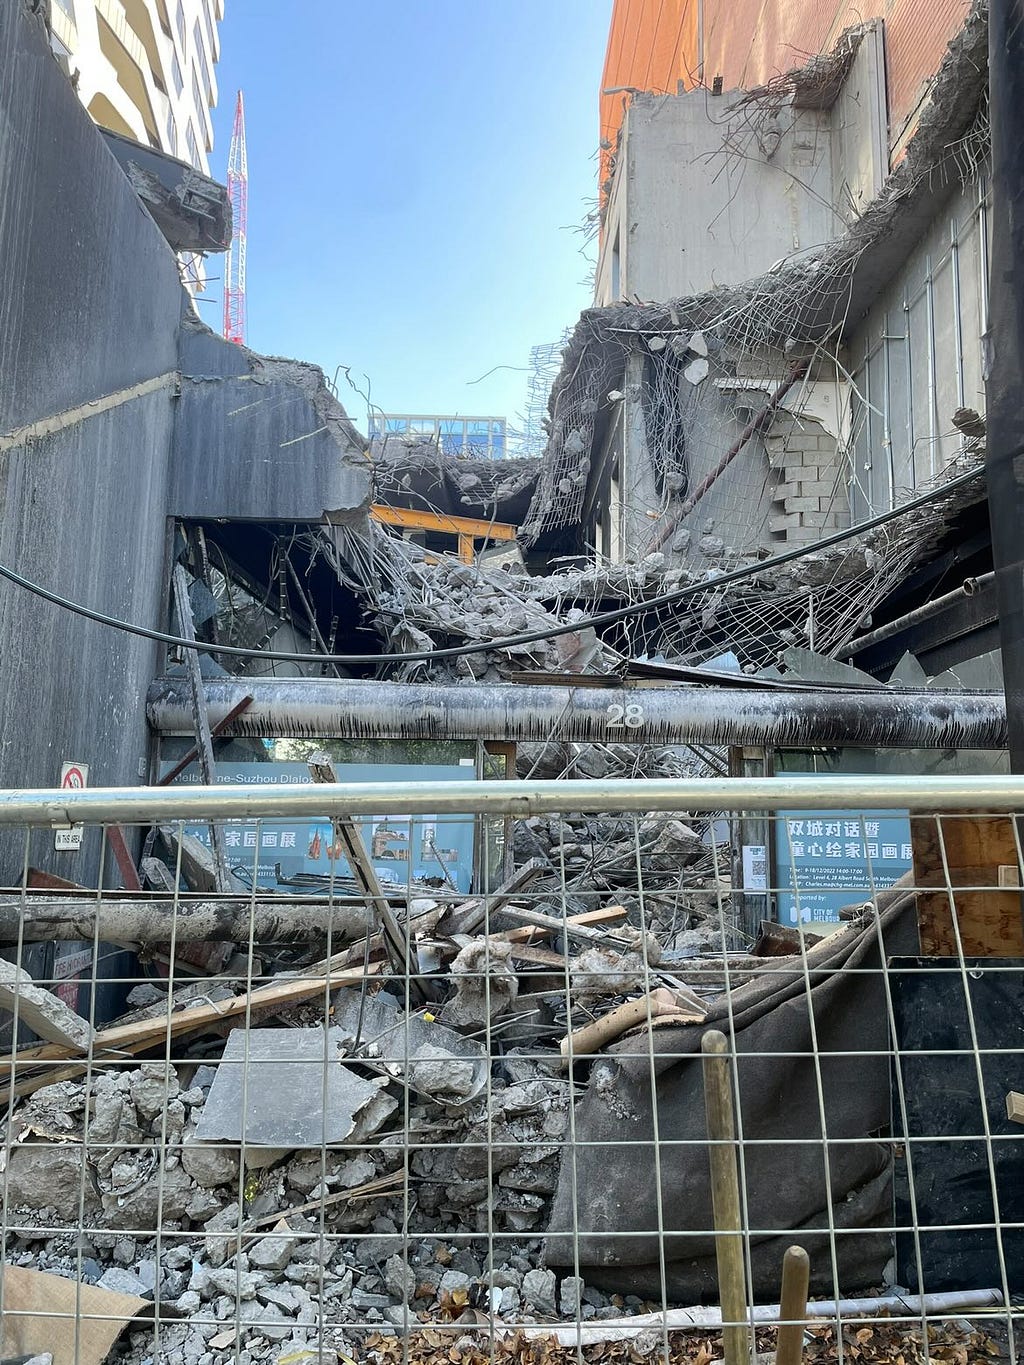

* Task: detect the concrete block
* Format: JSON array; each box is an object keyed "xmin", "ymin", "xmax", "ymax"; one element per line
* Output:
[
  {"xmin": 784, "ymin": 496, "xmax": 820, "ymax": 513},
  {"xmin": 768, "ymin": 513, "xmax": 801, "ymax": 533},
  {"xmin": 771, "ymin": 482, "xmax": 800, "ymax": 502},
  {"xmin": 799, "ymin": 480, "xmax": 838, "ymax": 498}
]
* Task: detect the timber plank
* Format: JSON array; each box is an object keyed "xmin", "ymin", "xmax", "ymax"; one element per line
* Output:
[{"xmin": 912, "ymin": 812, "xmax": 1024, "ymax": 956}]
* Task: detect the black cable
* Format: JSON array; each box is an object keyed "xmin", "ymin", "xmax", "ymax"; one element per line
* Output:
[{"xmin": 0, "ymin": 465, "xmax": 985, "ymax": 668}]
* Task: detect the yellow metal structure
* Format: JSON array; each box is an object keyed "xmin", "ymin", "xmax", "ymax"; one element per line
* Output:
[{"xmin": 370, "ymin": 504, "xmax": 518, "ymax": 564}]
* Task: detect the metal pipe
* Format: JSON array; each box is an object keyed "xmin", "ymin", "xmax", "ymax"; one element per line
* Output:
[
  {"xmin": 527, "ymin": 1289, "xmax": 1003, "ymax": 1347},
  {"xmin": 147, "ymin": 678, "xmax": 1007, "ymax": 750},
  {"xmin": 4, "ymin": 774, "xmax": 1024, "ymax": 828},
  {"xmin": 837, "ymin": 572, "xmax": 996, "ymax": 658}
]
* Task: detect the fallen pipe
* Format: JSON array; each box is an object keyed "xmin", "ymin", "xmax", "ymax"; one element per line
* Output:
[
  {"xmin": 517, "ymin": 1288, "xmax": 1004, "ymax": 1346},
  {"xmin": 0, "ymin": 895, "xmax": 372, "ymax": 943},
  {"xmin": 147, "ymin": 677, "xmax": 1008, "ymax": 750},
  {"xmin": 838, "ymin": 572, "xmax": 997, "ymax": 658}
]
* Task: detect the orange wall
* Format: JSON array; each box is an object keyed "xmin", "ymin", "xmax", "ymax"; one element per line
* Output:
[
  {"xmin": 601, "ymin": 0, "xmax": 973, "ymax": 191},
  {"xmin": 600, "ymin": 0, "xmax": 697, "ymax": 191}
]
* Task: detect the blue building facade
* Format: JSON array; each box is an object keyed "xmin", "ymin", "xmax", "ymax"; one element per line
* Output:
[{"xmin": 370, "ymin": 413, "xmax": 507, "ymax": 460}]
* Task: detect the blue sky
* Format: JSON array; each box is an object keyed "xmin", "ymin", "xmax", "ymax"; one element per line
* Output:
[{"xmin": 208, "ymin": 1, "xmax": 612, "ymax": 439}]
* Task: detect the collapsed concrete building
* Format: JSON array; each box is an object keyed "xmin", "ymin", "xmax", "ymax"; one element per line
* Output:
[{"xmin": 0, "ymin": 1, "xmax": 1022, "ymax": 1362}]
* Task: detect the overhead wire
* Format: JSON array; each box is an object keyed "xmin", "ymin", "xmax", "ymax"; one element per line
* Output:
[{"xmin": 0, "ymin": 463, "xmax": 986, "ymax": 669}]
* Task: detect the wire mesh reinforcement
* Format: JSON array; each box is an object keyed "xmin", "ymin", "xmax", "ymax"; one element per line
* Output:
[{"xmin": 1, "ymin": 778, "xmax": 1023, "ymax": 1365}]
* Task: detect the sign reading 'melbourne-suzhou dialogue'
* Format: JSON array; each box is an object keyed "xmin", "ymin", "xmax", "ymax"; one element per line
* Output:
[
  {"xmin": 774, "ymin": 809, "xmax": 914, "ymax": 925},
  {"xmin": 159, "ymin": 760, "xmax": 477, "ymax": 893}
]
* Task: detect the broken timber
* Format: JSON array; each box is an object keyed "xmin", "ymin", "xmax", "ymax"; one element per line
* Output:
[
  {"xmin": 306, "ymin": 751, "xmax": 421, "ymax": 999},
  {"xmin": 438, "ymin": 857, "xmax": 550, "ymax": 935},
  {"xmin": 1, "ymin": 958, "xmax": 381, "ymax": 1103}
]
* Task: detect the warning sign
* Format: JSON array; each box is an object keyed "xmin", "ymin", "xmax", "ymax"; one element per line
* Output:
[{"xmin": 54, "ymin": 761, "xmax": 89, "ymax": 852}]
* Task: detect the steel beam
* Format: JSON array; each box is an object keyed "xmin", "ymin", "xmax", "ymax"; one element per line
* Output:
[
  {"xmin": 987, "ymin": 0, "xmax": 1024, "ymax": 768},
  {"xmin": 147, "ymin": 677, "xmax": 1008, "ymax": 750}
]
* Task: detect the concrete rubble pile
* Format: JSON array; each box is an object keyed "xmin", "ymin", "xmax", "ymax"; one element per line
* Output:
[
  {"xmin": 0, "ymin": 806, "xmax": 752, "ymax": 1365},
  {"xmin": 328, "ymin": 526, "xmax": 618, "ymax": 682},
  {"xmin": 323, "ymin": 442, "xmax": 986, "ymax": 685}
]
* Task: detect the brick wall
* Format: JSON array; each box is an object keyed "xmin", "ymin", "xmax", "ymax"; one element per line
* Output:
[{"xmin": 765, "ymin": 418, "xmax": 850, "ymax": 546}]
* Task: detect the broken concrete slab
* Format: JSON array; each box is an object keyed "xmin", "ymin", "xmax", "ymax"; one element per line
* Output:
[
  {"xmin": 332, "ymin": 989, "xmax": 488, "ymax": 1103},
  {"xmin": 0, "ymin": 956, "xmax": 94, "ymax": 1050},
  {"xmin": 194, "ymin": 1026, "xmax": 395, "ymax": 1148},
  {"xmin": 98, "ymin": 127, "xmax": 231, "ymax": 254}
]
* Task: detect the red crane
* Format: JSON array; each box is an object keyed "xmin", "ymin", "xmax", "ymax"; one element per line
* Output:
[{"xmin": 223, "ymin": 90, "xmax": 248, "ymax": 346}]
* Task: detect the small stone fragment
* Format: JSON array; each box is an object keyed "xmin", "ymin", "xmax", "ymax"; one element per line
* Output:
[
  {"xmin": 249, "ymin": 1233, "xmax": 299, "ymax": 1272},
  {"xmin": 522, "ymin": 1267, "xmax": 557, "ymax": 1315}
]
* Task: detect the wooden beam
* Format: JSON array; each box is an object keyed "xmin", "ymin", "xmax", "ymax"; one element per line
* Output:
[
  {"xmin": 438, "ymin": 857, "xmax": 550, "ymax": 936},
  {"xmin": 306, "ymin": 752, "xmax": 421, "ymax": 1000},
  {"xmin": 1, "ymin": 960, "xmax": 381, "ymax": 1103},
  {"xmin": 491, "ymin": 904, "xmax": 628, "ymax": 945}
]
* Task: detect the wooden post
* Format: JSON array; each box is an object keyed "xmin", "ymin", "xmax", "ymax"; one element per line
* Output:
[
  {"xmin": 702, "ymin": 1029, "xmax": 749, "ymax": 1365},
  {"xmin": 306, "ymin": 751, "xmax": 423, "ymax": 1001},
  {"xmin": 777, "ymin": 1245, "xmax": 810, "ymax": 1365}
]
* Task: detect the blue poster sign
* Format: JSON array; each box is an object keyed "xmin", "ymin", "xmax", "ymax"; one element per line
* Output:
[
  {"xmin": 774, "ymin": 809, "xmax": 913, "ymax": 925},
  {"xmin": 158, "ymin": 760, "xmax": 477, "ymax": 893}
]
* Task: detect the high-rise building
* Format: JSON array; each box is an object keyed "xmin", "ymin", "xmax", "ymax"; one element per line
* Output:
[
  {"xmin": 369, "ymin": 414, "xmax": 508, "ymax": 461},
  {"xmin": 47, "ymin": 0, "xmax": 222, "ymax": 175}
]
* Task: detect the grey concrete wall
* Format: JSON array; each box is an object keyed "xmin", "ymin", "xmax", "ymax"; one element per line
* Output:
[
  {"xmin": 663, "ymin": 375, "xmax": 776, "ymax": 567},
  {"xmin": 831, "ymin": 23, "xmax": 887, "ymax": 223},
  {"xmin": 171, "ymin": 325, "xmax": 372, "ymax": 522},
  {"xmin": 0, "ymin": 3, "xmax": 183, "ymax": 857},
  {"xmin": 596, "ymin": 90, "xmax": 838, "ymax": 306},
  {"xmin": 847, "ymin": 175, "xmax": 988, "ymax": 515}
]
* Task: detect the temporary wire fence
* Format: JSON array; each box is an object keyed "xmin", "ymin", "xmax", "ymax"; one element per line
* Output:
[{"xmin": 0, "ymin": 776, "xmax": 1023, "ymax": 1365}]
